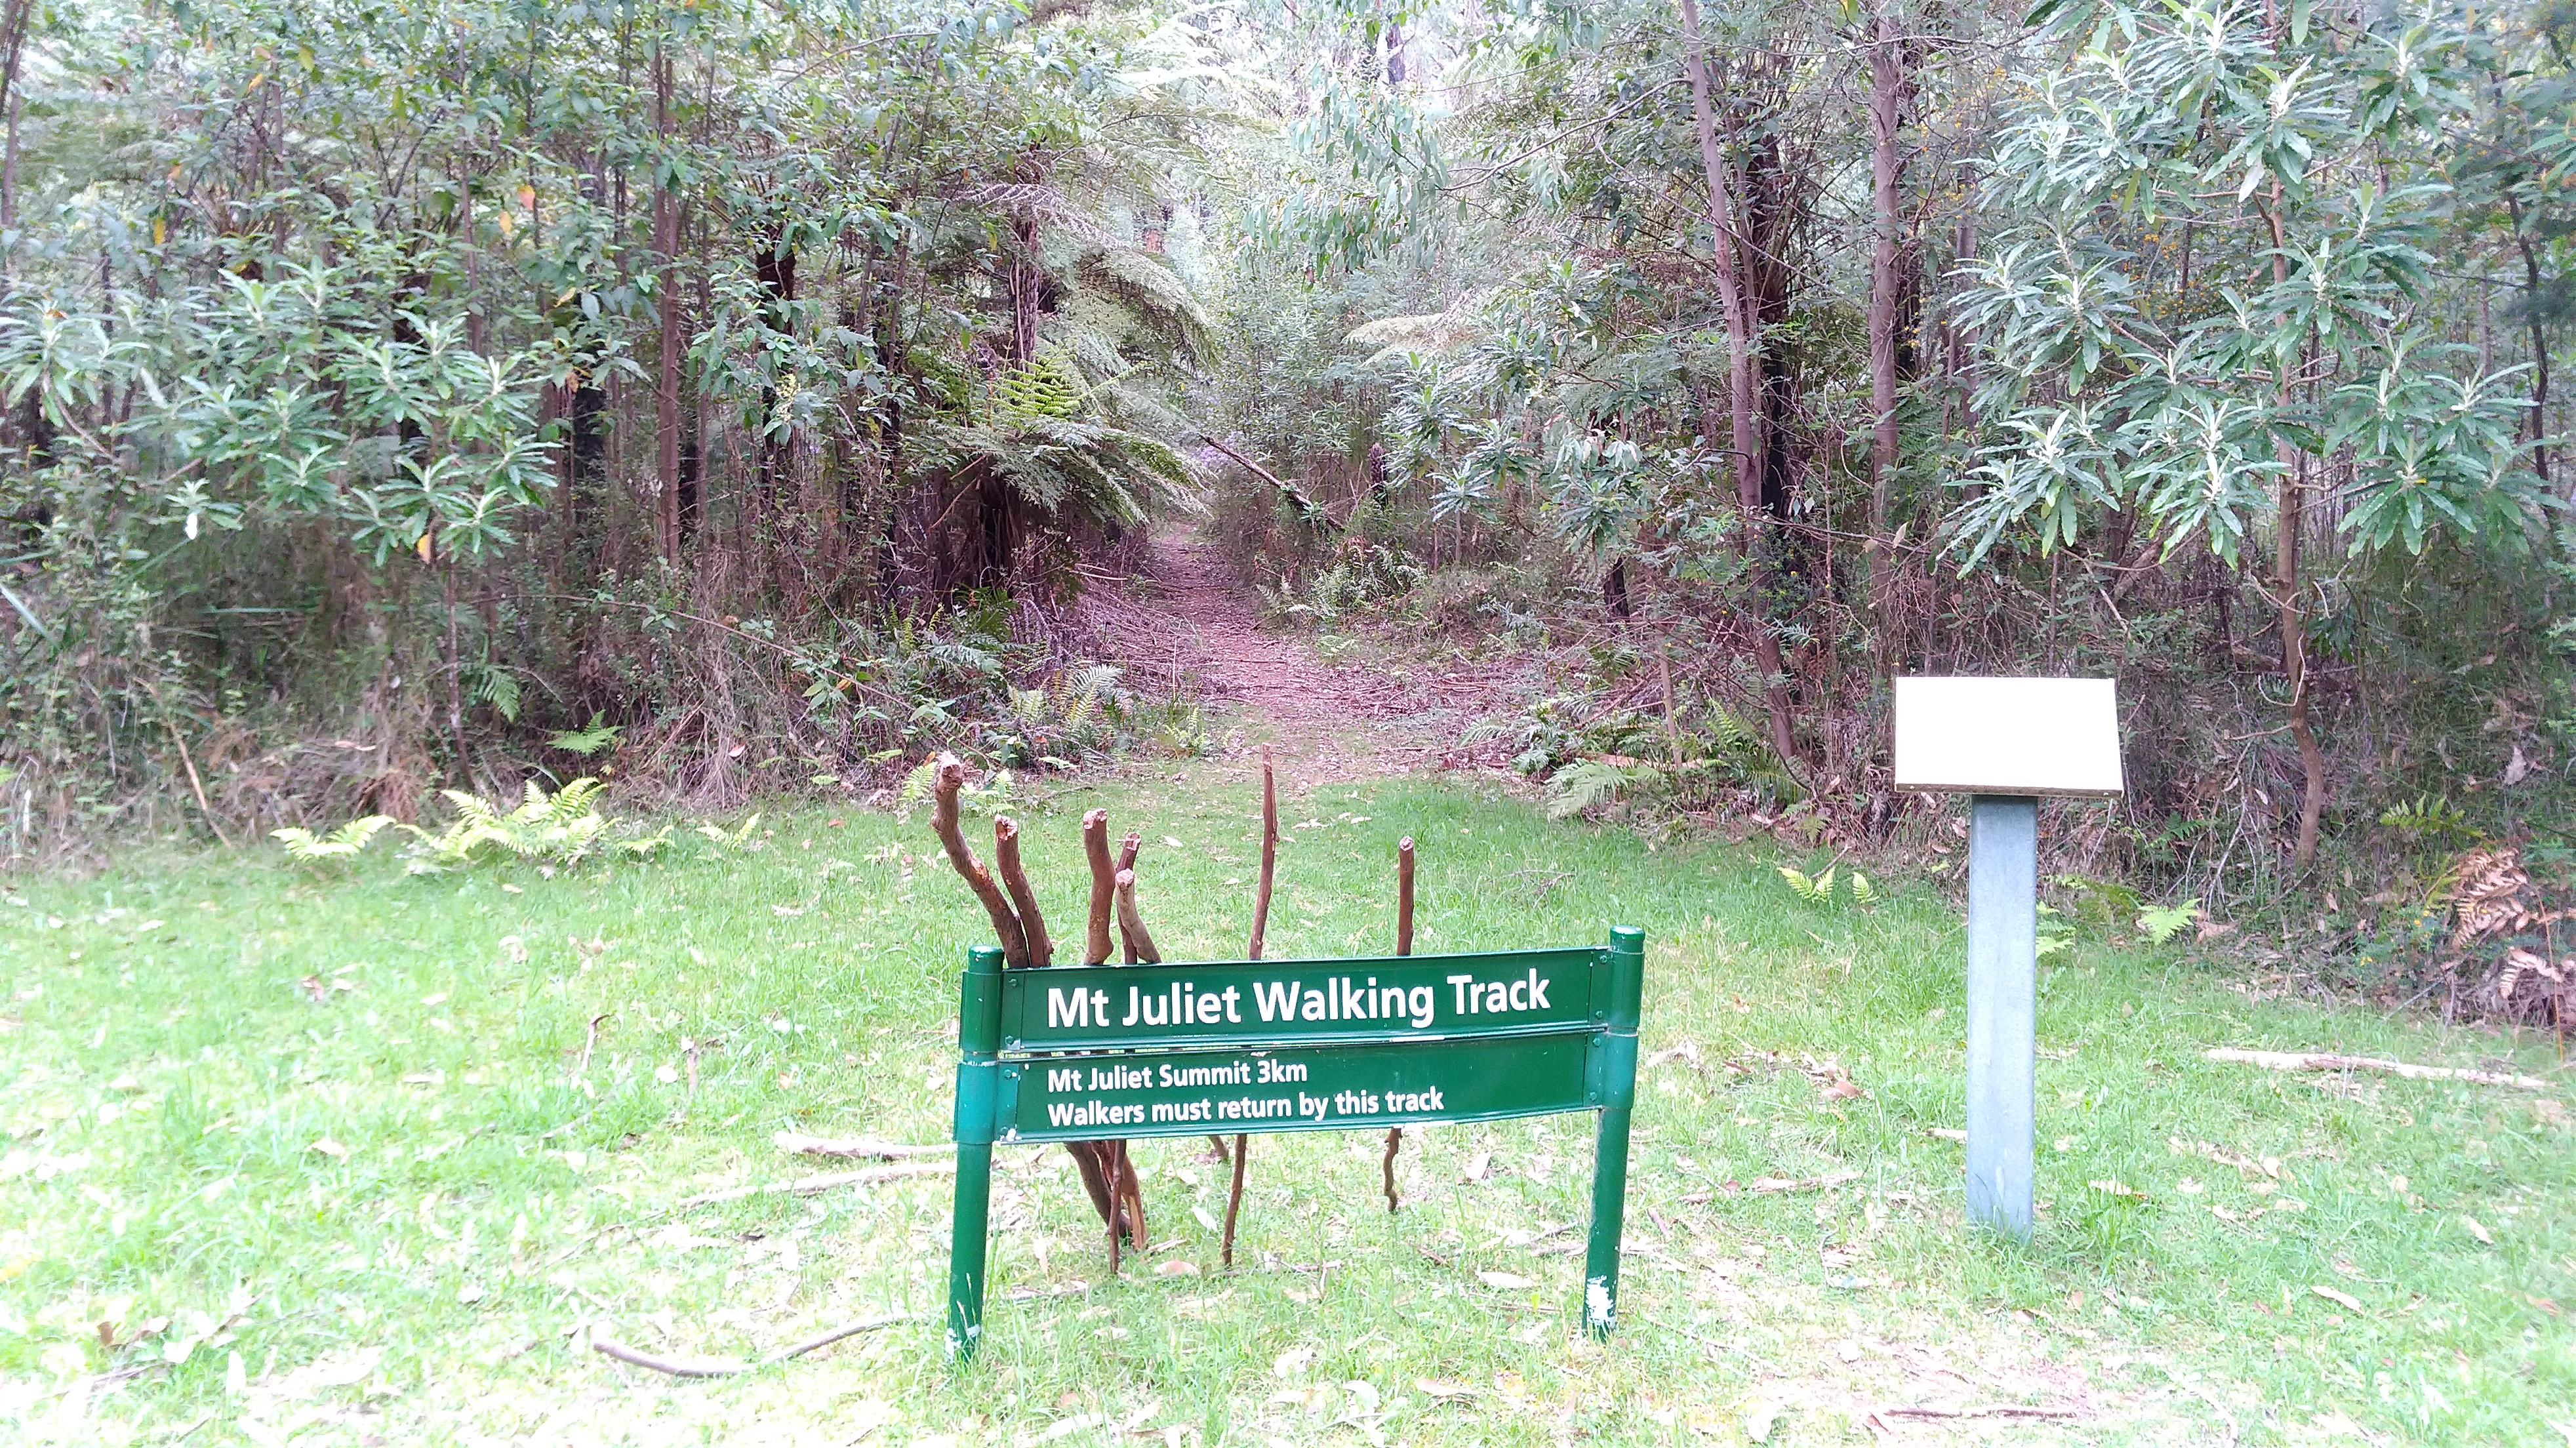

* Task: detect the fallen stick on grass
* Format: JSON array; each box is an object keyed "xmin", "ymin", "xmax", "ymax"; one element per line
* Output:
[
  {"xmin": 590, "ymin": 1312, "xmax": 913, "ymax": 1377},
  {"xmin": 677, "ymin": 1159, "xmax": 955, "ymax": 1207},
  {"xmin": 771, "ymin": 1133, "xmax": 948, "ymax": 1161},
  {"xmin": 1875, "ymin": 1404, "xmax": 2082, "ymax": 1422},
  {"xmin": 1746, "ymin": 1171, "xmax": 1860, "ymax": 1194},
  {"xmin": 2204, "ymin": 1047, "xmax": 2554, "ymax": 1091}
]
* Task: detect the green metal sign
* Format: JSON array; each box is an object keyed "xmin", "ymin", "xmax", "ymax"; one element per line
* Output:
[
  {"xmin": 945, "ymin": 926, "xmax": 1645, "ymax": 1363},
  {"xmin": 999, "ymin": 946, "xmax": 1607, "ymax": 1053}
]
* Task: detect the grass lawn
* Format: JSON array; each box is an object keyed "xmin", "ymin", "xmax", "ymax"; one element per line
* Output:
[{"xmin": 2, "ymin": 765, "xmax": 2570, "ymax": 1445}]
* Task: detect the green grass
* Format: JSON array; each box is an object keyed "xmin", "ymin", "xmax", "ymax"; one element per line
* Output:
[{"xmin": 2, "ymin": 767, "xmax": 2571, "ymax": 1445}]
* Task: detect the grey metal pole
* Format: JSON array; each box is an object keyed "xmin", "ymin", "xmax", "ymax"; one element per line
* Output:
[{"xmin": 1965, "ymin": 794, "xmax": 2038, "ymax": 1239}]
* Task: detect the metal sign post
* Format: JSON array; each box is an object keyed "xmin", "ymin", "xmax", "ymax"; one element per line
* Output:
[
  {"xmin": 946, "ymin": 927, "xmax": 1645, "ymax": 1361},
  {"xmin": 1894, "ymin": 677, "xmax": 2123, "ymax": 1242},
  {"xmin": 1965, "ymin": 793, "xmax": 2038, "ymax": 1237}
]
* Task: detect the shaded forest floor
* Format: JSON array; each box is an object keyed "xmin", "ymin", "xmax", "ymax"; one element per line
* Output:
[
  {"xmin": 1087, "ymin": 531, "xmax": 1533, "ymax": 787},
  {"xmin": 2, "ymin": 538, "xmax": 2573, "ymax": 1446}
]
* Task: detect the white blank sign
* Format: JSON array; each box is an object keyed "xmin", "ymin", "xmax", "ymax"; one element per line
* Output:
[{"xmin": 1892, "ymin": 677, "xmax": 2124, "ymax": 797}]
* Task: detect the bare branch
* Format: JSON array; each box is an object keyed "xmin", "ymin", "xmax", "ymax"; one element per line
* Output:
[
  {"xmin": 1248, "ymin": 754, "xmax": 1278, "ymax": 959},
  {"xmin": 930, "ymin": 754, "xmax": 1030, "ymax": 967},
  {"xmin": 1385, "ymin": 835, "xmax": 1415, "ymax": 1213},
  {"xmin": 994, "ymin": 815, "xmax": 1053, "ymax": 967},
  {"xmin": 1396, "ymin": 836, "xmax": 1416, "ymax": 957},
  {"xmin": 1063, "ymin": 1140, "xmax": 1117, "ymax": 1230},
  {"xmin": 1221, "ymin": 1133, "xmax": 1249, "ymax": 1268},
  {"xmin": 1081, "ymin": 809, "xmax": 1116, "ymax": 965},
  {"xmin": 1114, "ymin": 868, "xmax": 1161, "ymax": 964}
]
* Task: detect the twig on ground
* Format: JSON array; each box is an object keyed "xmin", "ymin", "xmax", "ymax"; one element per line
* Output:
[
  {"xmin": 578, "ymin": 1011, "xmax": 610, "ymax": 1074},
  {"xmin": 588, "ymin": 1312, "xmax": 912, "ymax": 1377},
  {"xmin": 929, "ymin": 754, "xmax": 1030, "ymax": 967},
  {"xmin": 1746, "ymin": 1171, "xmax": 1860, "ymax": 1194},
  {"xmin": 676, "ymin": 1159, "xmax": 954, "ymax": 1208},
  {"xmin": 770, "ymin": 1133, "xmax": 947, "ymax": 1161},
  {"xmin": 993, "ymin": 816, "xmax": 1053, "ymax": 966},
  {"xmin": 1874, "ymin": 1405, "xmax": 2083, "ymax": 1422},
  {"xmin": 2204, "ymin": 1047, "xmax": 2554, "ymax": 1091}
]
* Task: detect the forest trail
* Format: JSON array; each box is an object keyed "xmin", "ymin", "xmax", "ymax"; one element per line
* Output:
[{"xmin": 1093, "ymin": 531, "xmax": 1505, "ymax": 786}]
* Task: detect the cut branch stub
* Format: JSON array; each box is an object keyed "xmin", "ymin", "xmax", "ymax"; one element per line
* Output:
[
  {"xmin": 1117, "ymin": 829, "xmax": 1142, "ymax": 875},
  {"xmin": 931, "ymin": 754, "xmax": 1029, "ymax": 968},
  {"xmin": 1221, "ymin": 1132, "xmax": 1249, "ymax": 1268},
  {"xmin": 1080, "ymin": 809, "xmax": 1116, "ymax": 966},
  {"xmin": 1247, "ymin": 753, "xmax": 1278, "ymax": 960},
  {"xmin": 1114, "ymin": 868, "xmax": 1162, "ymax": 965},
  {"xmin": 1385, "ymin": 834, "xmax": 1415, "ymax": 1212},
  {"xmin": 994, "ymin": 816, "xmax": 1053, "ymax": 967},
  {"xmin": 1225, "ymin": 754, "xmax": 1279, "ymax": 1269},
  {"xmin": 1396, "ymin": 835, "xmax": 1416, "ymax": 956}
]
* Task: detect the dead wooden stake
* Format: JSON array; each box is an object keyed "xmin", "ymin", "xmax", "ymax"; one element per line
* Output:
[
  {"xmin": 1114, "ymin": 868, "xmax": 1162, "ymax": 964},
  {"xmin": 1116, "ymin": 1142, "xmax": 1146, "ymax": 1253},
  {"xmin": 1063, "ymin": 1140, "xmax": 1118, "ymax": 1235},
  {"xmin": 1224, "ymin": 754, "xmax": 1279, "ymax": 1268},
  {"xmin": 929, "ymin": 754, "xmax": 1029, "ymax": 968},
  {"xmin": 1384, "ymin": 834, "xmax": 1415, "ymax": 1213},
  {"xmin": 1075, "ymin": 809, "xmax": 1135, "ymax": 1243},
  {"xmin": 993, "ymin": 816, "xmax": 1052, "ymax": 966},
  {"xmin": 948, "ymin": 792, "xmax": 1114, "ymax": 1239},
  {"xmin": 1080, "ymin": 809, "xmax": 1115, "ymax": 966},
  {"xmin": 1117, "ymin": 829, "xmax": 1141, "ymax": 874},
  {"xmin": 1107, "ymin": 1142, "xmax": 1124, "ymax": 1274},
  {"xmin": 1221, "ymin": 1133, "xmax": 1249, "ymax": 1268},
  {"xmin": 1100, "ymin": 1141, "xmax": 1146, "ymax": 1271},
  {"xmin": 1396, "ymin": 835, "xmax": 1415, "ymax": 954},
  {"xmin": 1247, "ymin": 754, "xmax": 1278, "ymax": 959}
]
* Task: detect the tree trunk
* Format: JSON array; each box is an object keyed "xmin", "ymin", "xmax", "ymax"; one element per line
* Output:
[
  {"xmin": 1676, "ymin": 0, "xmax": 1803, "ymax": 773},
  {"xmin": 1864, "ymin": 1, "xmax": 1905, "ymax": 666},
  {"xmin": 2507, "ymin": 199, "xmax": 2552, "ymax": 491},
  {"xmin": 2263, "ymin": 188, "xmax": 2324, "ymax": 866},
  {"xmin": 653, "ymin": 49, "xmax": 682, "ymax": 565}
]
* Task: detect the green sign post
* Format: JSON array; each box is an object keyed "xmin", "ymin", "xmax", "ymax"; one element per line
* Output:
[{"xmin": 947, "ymin": 925, "xmax": 1645, "ymax": 1361}]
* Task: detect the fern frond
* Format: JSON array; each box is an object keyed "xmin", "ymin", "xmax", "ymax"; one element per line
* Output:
[{"xmin": 1544, "ymin": 758, "xmax": 1651, "ymax": 820}]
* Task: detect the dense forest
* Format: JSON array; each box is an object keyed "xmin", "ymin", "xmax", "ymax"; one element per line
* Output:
[{"xmin": 1, "ymin": 0, "xmax": 2569, "ymax": 999}]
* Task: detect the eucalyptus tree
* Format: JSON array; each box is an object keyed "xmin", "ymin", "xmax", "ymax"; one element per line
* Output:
[
  {"xmin": 1952, "ymin": 0, "xmax": 2552, "ymax": 864},
  {"xmin": 0, "ymin": 0, "xmax": 1240, "ymax": 828}
]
